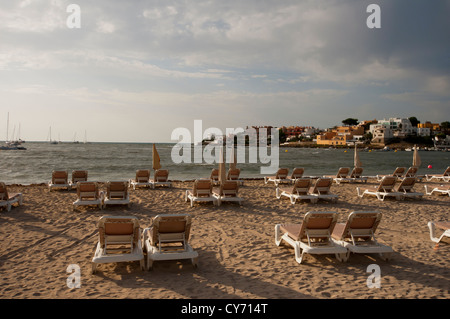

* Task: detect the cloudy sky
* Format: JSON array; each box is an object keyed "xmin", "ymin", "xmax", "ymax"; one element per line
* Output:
[{"xmin": 1, "ymin": 0, "xmax": 449, "ymax": 143}]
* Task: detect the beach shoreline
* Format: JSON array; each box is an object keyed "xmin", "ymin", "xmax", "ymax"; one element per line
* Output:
[{"xmin": 0, "ymin": 178, "xmax": 448, "ymax": 299}]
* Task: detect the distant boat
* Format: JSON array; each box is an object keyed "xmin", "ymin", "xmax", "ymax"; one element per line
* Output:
[
  {"xmin": 1, "ymin": 112, "xmax": 27, "ymax": 150},
  {"xmin": 48, "ymin": 127, "xmax": 58, "ymax": 144}
]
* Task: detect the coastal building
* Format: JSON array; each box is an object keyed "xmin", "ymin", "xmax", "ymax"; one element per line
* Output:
[
  {"xmin": 377, "ymin": 118, "xmax": 415, "ymax": 138},
  {"xmin": 316, "ymin": 125, "xmax": 364, "ymax": 146},
  {"xmin": 369, "ymin": 124, "xmax": 393, "ymax": 144}
]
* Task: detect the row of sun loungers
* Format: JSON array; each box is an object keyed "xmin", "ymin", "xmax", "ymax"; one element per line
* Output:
[
  {"xmin": 185, "ymin": 179, "xmax": 243, "ymax": 207},
  {"xmin": 92, "ymin": 214, "xmax": 198, "ymax": 273},
  {"xmin": 92, "ymin": 211, "xmax": 449, "ymax": 273},
  {"xmin": 48, "ymin": 169, "xmax": 173, "ymax": 191},
  {"xmin": 275, "ymin": 211, "xmax": 393, "ymax": 264}
]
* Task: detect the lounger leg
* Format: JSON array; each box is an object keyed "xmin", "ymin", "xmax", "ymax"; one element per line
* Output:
[
  {"xmin": 7, "ymin": 203, "xmax": 11, "ymax": 212},
  {"xmin": 192, "ymin": 257, "xmax": 198, "ymax": 268},
  {"xmin": 92, "ymin": 263, "xmax": 97, "ymax": 274},
  {"xmin": 140, "ymin": 259, "xmax": 145, "ymax": 271},
  {"xmin": 274, "ymin": 225, "xmax": 283, "ymax": 246},
  {"xmin": 356, "ymin": 187, "xmax": 362, "ymax": 197},
  {"xmin": 276, "ymin": 188, "xmax": 281, "ymax": 199},
  {"xmin": 294, "ymin": 244, "xmax": 305, "ymax": 264},
  {"xmin": 335, "ymin": 251, "xmax": 349, "ymax": 262}
]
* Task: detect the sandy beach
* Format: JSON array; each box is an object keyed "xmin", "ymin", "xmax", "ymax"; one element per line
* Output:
[{"xmin": 0, "ymin": 178, "xmax": 448, "ymax": 300}]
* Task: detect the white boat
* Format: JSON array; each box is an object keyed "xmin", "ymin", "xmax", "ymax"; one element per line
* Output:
[{"xmin": 1, "ymin": 113, "xmax": 27, "ymax": 150}]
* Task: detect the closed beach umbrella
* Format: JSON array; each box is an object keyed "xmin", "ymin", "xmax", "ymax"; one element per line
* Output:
[
  {"xmin": 413, "ymin": 144, "xmax": 421, "ymax": 168},
  {"xmin": 354, "ymin": 144, "xmax": 362, "ymax": 168},
  {"xmin": 229, "ymin": 146, "xmax": 237, "ymax": 171},
  {"xmin": 218, "ymin": 147, "xmax": 226, "ymax": 185},
  {"xmin": 152, "ymin": 144, "xmax": 162, "ymax": 171}
]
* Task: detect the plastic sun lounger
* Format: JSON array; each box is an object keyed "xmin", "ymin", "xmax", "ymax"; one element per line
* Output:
[
  {"xmin": 213, "ymin": 180, "xmax": 243, "ymax": 206},
  {"xmin": 0, "ymin": 182, "xmax": 23, "ymax": 212},
  {"xmin": 276, "ymin": 178, "xmax": 318, "ymax": 204},
  {"xmin": 348, "ymin": 167, "xmax": 368, "ymax": 183},
  {"xmin": 73, "ymin": 181, "xmax": 104, "ymax": 211},
  {"xmin": 227, "ymin": 168, "xmax": 244, "ymax": 186},
  {"xmin": 376, "ymin": 167, "xmax": 406, "ymax": 182},
  {"xmin": 92, "ymin": 215, "xmax": 145, "ymax": 273},
  {"xmin": 287, "ymin": 167, "xmax": 305, "ymax": 183},
  {"xmin": 395, "ymin": 177, "xmax": 423, "ymax": 200},
  {"xmin": 398, "ymin": 167, "xmax": 420, "ymax": 182},
  {"xmin": 357, "ymin": 176, "xmax": 403, "ymax": 201},
  {"xmin": 427, "ymin": 221, "xmax": 450, "ymax": 249},
  {"xmin": 331, "ymin": 211, "xmax": 393, "ymax": 261},
  {"xmin": 264, "ymin": 168, "xmax": 290, "ymax": 186},
  {"xmin": 425, "ymin": 166, "xmax": 450, "ymax": 182},
  {"xmin": 129, "ymin": 169, "xmax": 152, "ymax": 190},
  {"xmin": 275, "ymin": 211, "xmax": 348, "ymax": 264},
  {"xmin": 48, "ymin": 170, "xmax": 72, "ymax": 191},
  {"xmin": 103, "ymin": 181, "xmax": 130, "ymax": 208},
  {"xmin": 71, "ymin": 170, "xmax": 88, "ymax": 188},
  {"xmin": 150, "ymin": 169, "xmax": 172, "ymax": 188},
  {"xmin": 185, "ymin": 179, "xmax": 218, "ymax": 207},
  {"xmin": 143, "ymin": 214, "xmax": 198, "ymax": 270},
  {"xmin": 309, "ymin": 178, "xmax": 338, "ymax": 202},
  {"xmin": 424, "ymin": 185, "xmax": 450, "ymax": 197},
  {"xmin": 325, "ymin": 167, "xmax": 351, "ymax": 184},
  {"xmin": 210, "ymin": 168, "xmax": 220, "ymax": 186}
]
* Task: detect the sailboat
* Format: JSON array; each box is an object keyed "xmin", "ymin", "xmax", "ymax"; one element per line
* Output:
[
  {"xmin": 1, "ymin": 112, "xmax": 27, "ymax": 150},
  {"xmin": 48, "ymin": 127, "xmax": 58, "ymax": 144}
]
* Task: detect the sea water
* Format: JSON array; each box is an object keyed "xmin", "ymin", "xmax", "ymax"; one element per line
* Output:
[{"xmin": 0, "ymin": 142, "xmax": 449, "ymax": 185}]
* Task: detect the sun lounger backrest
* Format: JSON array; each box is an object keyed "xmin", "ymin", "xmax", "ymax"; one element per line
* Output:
[
  {"xmin": 151, "ymin": 214, "xmax": 192, "ymax": 246},
  {"xmin": 210, "ymin": 169, "xmax": 219, "ymax": 180},
  {"xmin": 404, "ymin": 167, "xmax": 418, "ymax": 177},
  {"xmin": 72, "ymin": 170, "xmax": 88, "ymax": 183},
  {"xmin": 310, "ymin": 178, "xmax": 332, "ymax": 194},
  {"xmin": 377, "ymin": 176, "xmax": 397, "ymax": 192},
  {"xmin": 107, "ymin": 181, "xmax": 128, "ymax": 199},
  {"xmin": 98, "ymin": 216, "xmax": 140, "ymax": 248},
  {"xmin": 392, "ymin": 167, "xmax": 406, "ymax": 177},
  {"xmin": 336, "ymin": 167, "xmax": 350, "ymax": 177},
  {"xmin": 291, "ymin": 168, "xmax": 304, "ymax": 179},
  {"xmin": 136, "ymin": 170, "xmax": 150, "ymax": 182},
  {"xmin": 335, "ymin": 211, "xmax": 382, "ymax": 241},
  {"xmin": 396, "ymin": 177, "xmax": 416, "ymax": 192},
  {"xmin": 77, "ymin": 182, "xmax": 99, "ymax": 200},
  {"xmin": 52, "ymin": 170, "xmax": 68, "ymax": 184},
  {"xmin": 0, "ymin": 182, "xmax": 8, "ymax": 200},
  {"xmin": 301, "ymin": 212, "xmax": 337, "ymax": 242},
  {"xmin": 276, "ymin": 168, "xmax": 289, "ymax": 179},
  {"xmin": 155, "ymin": 169, "xmax": 169, "ymax": 182},
  {"xmin": 193, "ymin": 179, "xmax": 212, "ymax": 197},
  {"xmin": 351, "ymin": 167, "xmax": 363, "ymax": 178},
  {"xmin": 293, "ymin": 178, "xmax": 311, "ymax": 195},
  {"xmin": 227, "ymin": 168, "xmax": 240, "ymax": 180},
  {"xmin": 219, "ymin": 181, "xmax": 239, "ymax": 197},
  {"xmin": 444, "ymin": 167, "xmax": 450, "ymax": 176}
]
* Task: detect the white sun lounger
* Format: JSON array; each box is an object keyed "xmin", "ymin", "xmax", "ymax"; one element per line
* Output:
[
  {"xmin": 185, "ymin": 179, "xmax": 218, "ymax": 207},
  {"xmin": 276, "ymin": 178, "xmax": 318, "ymax": 204},
  {"xmin": 92, "ymin": 215, "xmax": 145, "ymax": 273},
  {"xmin": 275, "ymin": 211, "xmax": 348, "ymax": 264},
  {"xmin": 73, "ymin": 181, "xmax": 104, "ymax": 211},
  {"xmin": 143, "ymin": 214, "xmax": 198, "ymax": 270},
  {"xmin": 424, "ymin": 185, "xmax": 450, "ymax": 197},
  {"xmin": 0, "ymin": 182, "xmax": 23, "ymax": 212},
  {"xmin": 357, "ymin": 176, "xmax": 403, "ymax": 201},
  {"xmin": 425, "ymin": 167, "xmax": 450, "ymax": 182},
  {"xmin": 427, "ymin": 221, "xmax": 450, "ymax": 248},
  {"xmin": 331, "ymin": 211, "xmax": 393, "ymax": 261},
  {"xmin": 213, "ymin": 180, "xmax": 243, "ymax": 206}
]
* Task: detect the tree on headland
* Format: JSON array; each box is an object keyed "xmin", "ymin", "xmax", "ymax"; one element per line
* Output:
[
  {"xmin": 342, "ymin": 118, "xmax": 359, "ymax": 126},
  {"xmin": 409, "ymin": 117, "xmax": 420, "ymax": 127},
  {"xmin": 441, "ymin": 121, "xmax": 450, "ymax": 130}
]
